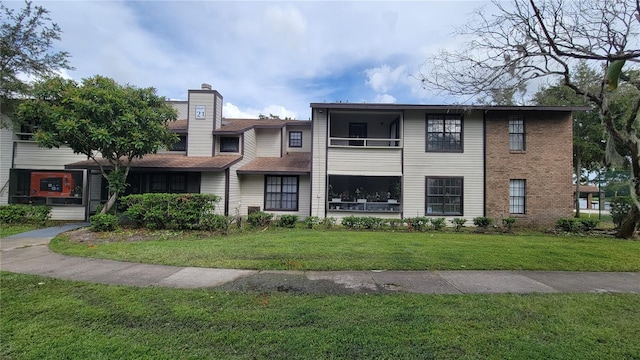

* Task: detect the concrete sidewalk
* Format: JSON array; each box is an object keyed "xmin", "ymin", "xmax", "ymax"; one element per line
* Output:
[{"xmin": 1, "ymin": 226, "xmax": 639, "ymax": 294}]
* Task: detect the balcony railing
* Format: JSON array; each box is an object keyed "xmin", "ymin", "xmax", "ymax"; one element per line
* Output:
[
  {"xmin": 327, "ymin": 199, "xmax": 401, "ymax": 212},
  {"xmin": 329, "ymin": 137, "xmax": 401, "ymax": 148}
]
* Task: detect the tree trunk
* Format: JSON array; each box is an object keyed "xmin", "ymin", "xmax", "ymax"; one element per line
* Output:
[
  {"xmin": 616, "ymin": 145, "xmax": 640, "ymax": 239},
  {"xmin": 101, "ymin": 192, "xmax": 119, "ymax": 214}
]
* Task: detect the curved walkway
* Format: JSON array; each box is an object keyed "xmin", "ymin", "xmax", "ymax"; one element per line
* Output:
[{"xmin": 1, "ymin": 225, "xmax": 639, "ymax": 294}]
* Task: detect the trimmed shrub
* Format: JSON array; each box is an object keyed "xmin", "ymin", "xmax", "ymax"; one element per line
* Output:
[
  {"xmin": 473, "ymin": 216, "xmax": 493, "ymax": 229},
  {"xmin": 610, "ymin": 196, "xmax": 632, "ymax": 229},
  {"xmin": 0, "ymin": 204, "xmax": 51, "ymax": 226},
  {"xmin": 200, "ymin": 213, "xmax": 233, "ymax": 232},
  {"xmin": 502, "ymin": 217, "xmax": 517, "ymax": 232},
  {"xmin": 451, "ymin": 218, "xmax": 467, "ymax": 232},
  {"xmin": 247, "ymin": 211, "xmax": 273, "ymax": 228},
  {"xmin": 304, "ymin": 216, "xmax": 320, "ymax": 229},
  {"xmin": 322, "ymin": 217, "xmax": 336, "ymax": 229},
  {"xmin": 430, "ymin": 217, "xmax": 446, "ymax": 231},
  {"xmin": 579, "ymin": 218, "xmax": 600, "ymax": 232},
  {"xmin": 120, "ymin": 193, "xmax": 220, "ymax": 230},
  {"xmin": 406, "ymin": 217, "xmax": 430, "ymax": 232},
  {"xmin": 556, "ymin": 218, "xmax": 581, "ymax": 232},
  {"xmin": 90, "ymin": 213, "xmax": 119, "ymax": 232},
  {"xmin": 277, "ymin": 214, "xmax": 298, "ymax": 228},
  {"xmin": 341, "ymin": 216, "xmax": 385, "ymax": 229}
]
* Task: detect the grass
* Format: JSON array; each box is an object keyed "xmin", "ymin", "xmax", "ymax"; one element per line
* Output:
[
  {"xmin": 49, "ymin": 227, "xmax": 640, "ymax": 271},
  {"xmin": 0, "ymin": 224, "xmax": 38, "ymax": 238},
  {"xmin": 2, "ymin": 271, "xmax": 639, "ymax": 359}
]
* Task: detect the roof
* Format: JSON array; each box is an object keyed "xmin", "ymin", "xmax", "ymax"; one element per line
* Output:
[
  {"xmin": 310, "ymin": 103, "xmax": 590, "ymax": 112},
  {"xmin": 65, "ymin": 154, "xmax": 242, "ymax": 172},
  {"xmin": 167, "ymin": 119, "xmax": 187, "ymax": 132},
  {"xmin": 237, "ymin": 153, "xmax": 311, "ymax": 175},
  {"xmin": 214, "ymin": 118, "xmax": 310, "ymax": 135}
]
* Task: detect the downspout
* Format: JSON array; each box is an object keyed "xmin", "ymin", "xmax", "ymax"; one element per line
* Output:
[
  {"xmin": 224, "ymin": 168, "xmax": 230, "ymax": 216},
  {"xmin": 483, "ymin": 110, "xmax": 487, "ymax": 217}
]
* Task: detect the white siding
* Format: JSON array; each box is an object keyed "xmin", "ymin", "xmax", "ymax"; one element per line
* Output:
[
  {"xmin": 169, "ymin": 101, "xmax": 188, "ymax": 119},
  {"xmin": 327, "ymin": 148, "xmax": 402, "ymax": 175},
  {"xmin": 311, "ymin": 109, "xmax": 328, "ymax": 217},
  {"xmin": 215, "ymin": 94, "xmax": 223, "ymax": 130},
  {"xmin": 187, "ymin": 91, "xmax": 215, "ymax": 156},
  {"xmin": 0, "ymin": 126, "xmax": 13, "ymax": 204},
  {"xmin": 240, "ymin": 174, "xmax": 311, "ymax": 218},
  {"xmin": 13, "ymin": 142, "xmax": 87, "ymax": 169},
  {"xmin": 50, "ymin": 206, "xmax": 85, "ymax": 221},
  {"xmin": 285, "ymin": 125, "xmax": 312, "ymax": 153},
  {"xmin": 200, "ymin": 171, "xmax": 226, "ymax": 215},
  {"xmin": 256, "ymin": 128, "xmax": 281, "ymax": 157},
  {"xmin": 228, "ymin": 129, "xmax": 257, "ymax": 216},
  {"xmin": 402, "ymin": 109, "xmax": 484, "ymax": 222}
]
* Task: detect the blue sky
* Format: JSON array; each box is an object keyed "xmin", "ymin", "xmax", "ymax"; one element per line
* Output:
[{"xmin": 12, "ymin": 0, "xmax": 492, "ymax": 119}]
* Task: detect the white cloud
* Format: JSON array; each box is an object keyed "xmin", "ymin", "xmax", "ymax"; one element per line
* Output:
[
  {"xmin": 262, "ymin": 105, "xmax": 298, "ymax": 120},
  {"xmin": 373, "ymin": 94, "xmax": 397, "ymax": 104},
  {"xmin": 223, "ymin": 103, "xmax": 259, "ymax": 119},
  {"xmin": 365, "ymin": 65, "xmax": 408, "ymax": 93}
]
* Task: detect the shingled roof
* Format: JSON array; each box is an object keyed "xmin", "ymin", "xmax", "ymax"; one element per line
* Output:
[
  {"xmin": 65, "ymin": 154, "xmax": 242, "ymax": 172},
  {"xmin": 214, "ymin": 119, "xmax": 310, "ymax": 134},
  {"xmin": 237, "ymin": 153, "xmax": 311, "ymax": 175}
]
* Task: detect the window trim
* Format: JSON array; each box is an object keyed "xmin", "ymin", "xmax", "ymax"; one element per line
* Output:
[
  {"xmin": 509, "ymin": 116, "xmax": 525, "ymax": 152},
  {"xmin": 264, "ymin": 175, "xmax": 299, "ymax": 211},
  {"xmin": 509, "ymin": 179, "xmax": 526, "ymax": 214},
  {"xmin": 288, "ymin": 131, "xmax": 303, "ymax": 148},
  {"xmin": 425, "ymin": 176, "xmax": 464, "ymax": 216},
  {"xmin": 219, "ymin": 136, "xmax": 240, "ymax": 153},
  {"xmin": 426, "ymin": 114, "xmax": 464, "ymax": 153}
]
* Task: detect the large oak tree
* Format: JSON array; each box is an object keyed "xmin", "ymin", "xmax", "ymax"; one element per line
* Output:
[
  {"xmin": 15, "ymin": 75, "xmax": 178, "ymax": 214},
  {"xmin": 420, "ymin": 0, "xmax": 640, "ymax": 238}
]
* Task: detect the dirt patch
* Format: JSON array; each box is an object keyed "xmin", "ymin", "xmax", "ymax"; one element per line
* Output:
[{"xmin": 64, "ymin": 227, "xmax": 199, "ymax": 245}]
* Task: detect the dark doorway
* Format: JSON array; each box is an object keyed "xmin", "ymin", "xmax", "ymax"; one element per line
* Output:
[{"xmin": 349, "ymin": 122, "xmax": 367, "ymax": 146}]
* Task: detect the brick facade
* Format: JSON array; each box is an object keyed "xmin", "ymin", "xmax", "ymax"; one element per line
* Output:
[{"xmin": 485, "ymin": 111, "xmax": 573, "ymax": 226}]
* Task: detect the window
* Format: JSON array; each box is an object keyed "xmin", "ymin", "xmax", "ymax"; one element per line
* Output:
[
  {"xmin": 426, "ymin": 177, "xmax": 463, "ymax": 215},
  {"xmin": 427, "ymin": 115, "xmax": 462, "ymax": 152},
  {"xmin": 220, "ymin": 137, "xmax": 239, "ymax": 152},
  {"xmin": 289, "ymin": 131, "xmax": 302, "ymax": 148},
  {"xmin": 509, "ymin": 117, "xmax": 525, "ymax": 151},
  {"xmin": 170, "ymin": 135, "xmax": 187, "ymax": 151},
  {"xmin": 510, "ymin": 179, "xmax": 526, "ymax": 214},
  {"xmin": 265, "ymin": 176, "xmax": 298, "ymax": 211},
  {"xmin": 150, "ymin": 174, "xmax": 167, "ymax": 192}
]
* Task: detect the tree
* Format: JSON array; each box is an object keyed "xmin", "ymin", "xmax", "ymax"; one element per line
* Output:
[
  {"xmin": 14, "ymin": 76, "xmax": 178, "ymax": 214},
  {"xmin": 532, "ymin": 63, "xmax": 606, "ymax": 217},
  {"xmin": 0, "ymin": 0, "xmax": 72, "ymax": 117},
  {"xmin": 420, "ymin": 0, "xmax": 640, "ymax": 238}
]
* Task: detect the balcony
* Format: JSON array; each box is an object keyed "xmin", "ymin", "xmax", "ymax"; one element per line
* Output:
[
  {"xmin": 327, "ymin": 175, "xmax": 401, "ymax": 213},
  {"xmin": 329, "ymin": 137, "xmax": 401, "ymax": 147},
  {"xmin": 328, "ymin": 111, "xmax": 402, "ymax": 149}
]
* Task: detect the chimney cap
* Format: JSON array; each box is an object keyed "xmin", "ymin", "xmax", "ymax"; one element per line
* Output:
[{"xmin": 201, "ymin": 83, "xmax": 212, "ymax": 90}]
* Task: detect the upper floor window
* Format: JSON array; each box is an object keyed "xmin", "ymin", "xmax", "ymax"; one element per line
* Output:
[
  {"xmin": 220, "ymin": 137, "xmax": 239, "ymax": 153},
  {"xmin": 289, "ymin": 131, "xmax": 302, "ymax": 148},
  {"xmin": 427, "ymin": 115, "xmax": 462, "ymax": 152},
  {"xmin": 265, "ymin": 176, "xmax": 298, "ymax": 211},
  {"xmin": 509, "ymin": 117, "xmax": 525, "ymax": 151},
  {"xmin": 170, "ymin": 135, "xmax": 187, "ymax": 151},
  {"xmin": 510, "ymin": 179, "xmax": 526, "ymax": 214},
  {"xmin": 426, "ymin": 177, "xmax": 463, "ymax": 215}
]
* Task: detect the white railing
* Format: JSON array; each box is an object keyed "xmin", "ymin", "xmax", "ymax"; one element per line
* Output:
[{"xmin": 329, "ymin": 137, "xmax": 402, "ymax": 148}]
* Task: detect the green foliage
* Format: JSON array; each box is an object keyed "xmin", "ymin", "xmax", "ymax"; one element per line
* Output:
[
  {"xmin": 277, "ymin": 215, "xmax": 298, "ymax": 228},
  {"xmin": 430, "ymin": 217, "xmax": 446, "ymax": 230},
  {"xmin": 341, "ymin": 216, "xmax": 386, "ymax": 230},
  {"xmin": 556, "ymin": 218, "xmax": 581, "ymax": 233},
  {"xmin": 405, "ymin": 217, "xmax": 430, "ymax": 232},
  {"xmin": 304, "ymin": 216, "xmax": 320, "ymax": 229},
  {"xmin": 14, "ymin": 75, "xmax": 178, "ymax": 213},
  {"xmin": 247, "ymin": 211, "xmax": 273, "ymax": 228},
  {"xmin": 0, "ymin": 204, "xmax": 51, "ymax": 225},
  {"xmin": 90, "ymin": 213, "xmax": 119, "ymax": 232},
  {"xmin": 473, "ymin": 217, "xmax": 493, "ymax": 229},
  {"xmin": 610, "ymin": 196, "xmax": 632, "ymax": 229},
  {"xmin": 502, "ymin": 217, "xmax": 517, "ymax": 232},
  {"xmin": 451, "ymin": 218, "xmax": 467, "ymax": 232},
  {"xmin": 579, "ymin": 218, "xmax": 600, "ymax": 232},
  {"xmin": 322, "ymin": 217, "xmax": 336, "ymax": 229},
  {"xmin": 200, "ymin": 214, "xmax": 233, "ymax": 233},
  {"xmin": 120, "ymin": 193, "xmax": 220, "ymax": 230}
]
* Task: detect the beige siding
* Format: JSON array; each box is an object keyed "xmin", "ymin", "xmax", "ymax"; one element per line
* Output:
[
  {"xmin": 13, "ymin": 142, "xmax": 88, "ymax": 169},
  {"xmin": 0, "ymin": 126, "xmax": 13, "ymax": 204},
  {"xmin": 169, "ymin": 101, "xmax": 188, "ymax": 119},
  {"xmin": 228, "ymin": 129, "xmax": 257, "ymax": 216},
  {"xmin": 256, "ymin": 128, "xmax": 281, "ymax": 157},
  {"xmin": 402, "ymin": 109, "xmax": 484, "ymax": 222},
  {"xmin": 187, "ymin": 91, "xmax": 215, "ymax": 156},
  {"xmin": 240, "ymin": 174, "xmax": 311, "ymax": 218},
  {"xmin": 50, "ymin": 206, "xmax": 85, "ymax": 221},
  {"xmin": 215, "ymin": 95, "xmax": 223, "ymax": 130},
  {"xmin": 327, "ymin": 148, "xmax": 402, "ymax": 175},
  {"xmin": 200, "ymin": 171, "xmax": 226, "ymax": 215},
  {"xmin": 311, "ymin": 109, "xmax": 328, "ymax": 217},
  {"xmin": 286, "ymin": 125, "xmax": 312, "ymax": 153}
]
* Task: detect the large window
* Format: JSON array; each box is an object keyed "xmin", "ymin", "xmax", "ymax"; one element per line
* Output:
[
  {"xmin": 426, "ymin": 177, "xmax": 463, "ymax": 215},
  {"xmin": 265, "ymin": 176, "xmax": 298, "ymax": 211},
  {"xmin": 220, "ymin": 137, "xmax": 239, "ymax": 152},
  {"xmin": 509, "ymin": 117, "xmax": 525, "ymax": 151},
  {"xmin": 510, "ymin": 179, "xmax": 526, "ymax": 214},
  {"xmin": 149, "ymin": 173, "xmax": 187, "ymax": 193},
  {"xmin": 427, "ymin": 115, "xmax": 462, "ymax": 152},
  {"xmin": 289, "ymin": 131, "xmax": 302, "ymax": 148},
  {"xmin": 8, "ymin": 169, "xmax": 84, "ymax": 206}
]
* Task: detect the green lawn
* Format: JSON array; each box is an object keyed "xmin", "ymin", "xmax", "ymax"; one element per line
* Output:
[
  {"xmin": 0, "ymin": 224, "xmax": 38, "ymax": 238},
  {"xmin": 50, "ymin": 228, "xmax": 640, "ymax": 271},
  {"xmin": 2, "ymin": 272, "xmax": 639, "ymax": 360}
]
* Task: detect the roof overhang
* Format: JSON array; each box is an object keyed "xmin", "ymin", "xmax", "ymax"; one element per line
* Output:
[
  {"xmin": 65, "ymin": 154, "xmax": 242, "ymax": 172},
  {"xmin": 310, "ymin": 103, "xmax": 590, "ymax": 112},
  {"xmin": 237, "ymin": 153, "xmax": 311, "ymax": 175}
]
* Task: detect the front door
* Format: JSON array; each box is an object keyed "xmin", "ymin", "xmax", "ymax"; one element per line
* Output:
[{"xmin": 349, "ymin": 122, "xmax": 367, "ymax": 146}]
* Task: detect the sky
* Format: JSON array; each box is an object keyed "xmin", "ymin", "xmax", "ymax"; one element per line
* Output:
[{"xmin": 7, "ymin": 0, "xmax": 494, "ymax": 120}]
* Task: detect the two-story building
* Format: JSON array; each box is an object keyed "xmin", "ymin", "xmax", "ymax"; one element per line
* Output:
[{"xmin": 0, "ymin": 84, "xmax": 579, "ymax": 226}]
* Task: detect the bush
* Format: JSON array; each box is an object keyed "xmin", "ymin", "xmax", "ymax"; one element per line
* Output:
[
  {"xmin": 556, "ymin": 218, "xmax": 581, "ymax": 232},
  {"xmin": 579, "ymin": 218, "xmax": 600, "ymax": 232},
  {"xmin": 451, "ymin": 218, "xmax": 467, "ymax": 232},
  {"xmin": 277, "ymin": 214, "xmax": 298, "ymax": 228},
  {"xmin": 406, "ymin": 217, "xmax": 430, "ymax": 232},
  {"xmin": 200, "ymin": 213, "xmax": 233, "ymax": 232},
  {"xmin": 0, "ymin": 204, "xmax": 51, "ymax": 226},
  {"xmin": 341, "ymin": 216, "xmax": 385, "ymax": 230},
  {"xmin": 247, "ymin": 211, "xmax": 273, "ymax": 228},
  {"xmin": 502, "ymin": 217, "xmax": 517, "ymax": 232},
  {"xmin": 610, "ymin": 196, "xmax": 632, "ymax": 229},
  {"xmin": 90, "ymin": 213, "xmax": 119, "ymax": 232},
  {"xmin": 473, "ymin": 216, "xmax": 493, "ymax": 229},
  {"xmin": 120, "ymin": 193, "xmax": 220, "ymax": 230},
  {"xmin": 304, "ymin": 216, "xmax": 320, "ymax": 229},
  {"xmin": 322, "ymin": 217, "xmax": 336, "ymax": 229},
  {"xmin": 430, "ymin": 217, "xmax": 446, "ymax": 230}
]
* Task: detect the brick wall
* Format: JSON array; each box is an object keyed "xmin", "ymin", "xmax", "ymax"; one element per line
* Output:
[{"xmin": 485, "ymin": 111, "xmax": 573, "ymax": 226}]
